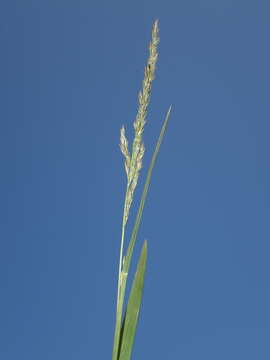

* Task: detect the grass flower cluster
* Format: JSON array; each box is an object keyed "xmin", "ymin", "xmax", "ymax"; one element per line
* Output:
[
  {"xmin": 120, "ymin": 20, "xmax": 159, "ymax": 229},
  {"xmin": 112, "ymin": 19, "xmax": 171, "ymax": 360}
]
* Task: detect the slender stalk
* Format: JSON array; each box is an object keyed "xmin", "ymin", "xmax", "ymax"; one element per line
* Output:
[
  {"xmin": 117, "ymin": 195, "xmax": 128, "ymax": 306},
  {"xmin": 113, "ymin": 187, "xmax": 128, "ymax": 360}
]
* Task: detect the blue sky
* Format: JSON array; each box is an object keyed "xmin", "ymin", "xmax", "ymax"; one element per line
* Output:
[{"xmin": 1, "ymin": 1, "xmax": 270, "ymax": 359}]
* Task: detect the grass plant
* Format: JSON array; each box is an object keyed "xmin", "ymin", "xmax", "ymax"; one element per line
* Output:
[{"xmin": 112, "ymin": 19, "xmax": 171, "ymax": 360}]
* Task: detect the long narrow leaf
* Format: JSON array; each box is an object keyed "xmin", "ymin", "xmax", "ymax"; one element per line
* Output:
[
  {"xmin": 113, "ymin": 106, "xmax": 171, "ymax": 360},
  {"xmin": 123, "ymin": 106, "xmax": 171, "ymax": 276},
  {"xmin": 118, "ymin": 240, "xmax": 148, "ymax": 360}
]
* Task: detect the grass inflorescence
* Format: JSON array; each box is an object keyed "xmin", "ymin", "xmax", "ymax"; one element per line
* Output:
[{"xmin": 112, "ymin": 19, "xmax": 171, "ymax": 360}]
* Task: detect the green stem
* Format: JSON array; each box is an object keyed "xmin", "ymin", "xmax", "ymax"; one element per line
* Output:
[{"xmin": 112, "ymin": 187, "xmax": 129, "ymax": 360}]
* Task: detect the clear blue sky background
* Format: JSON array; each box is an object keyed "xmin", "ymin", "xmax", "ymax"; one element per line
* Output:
[{"xmin": 1, "ymin": 1, "xmax": 269, "ymax": 359}]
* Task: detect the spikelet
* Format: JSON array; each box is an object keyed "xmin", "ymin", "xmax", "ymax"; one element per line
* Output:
[{"xmin": 120, "ymin": 126, "xmax": 131, "ymax": 176}]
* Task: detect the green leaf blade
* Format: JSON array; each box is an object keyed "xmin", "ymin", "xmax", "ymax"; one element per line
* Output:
[
  {"xmin": 123, "ymin": 106, "xmax": 172, "ymax": 277},
  {"xmin": 118, "ymin": 240, "xmax": 148, "ymax": 360}
]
